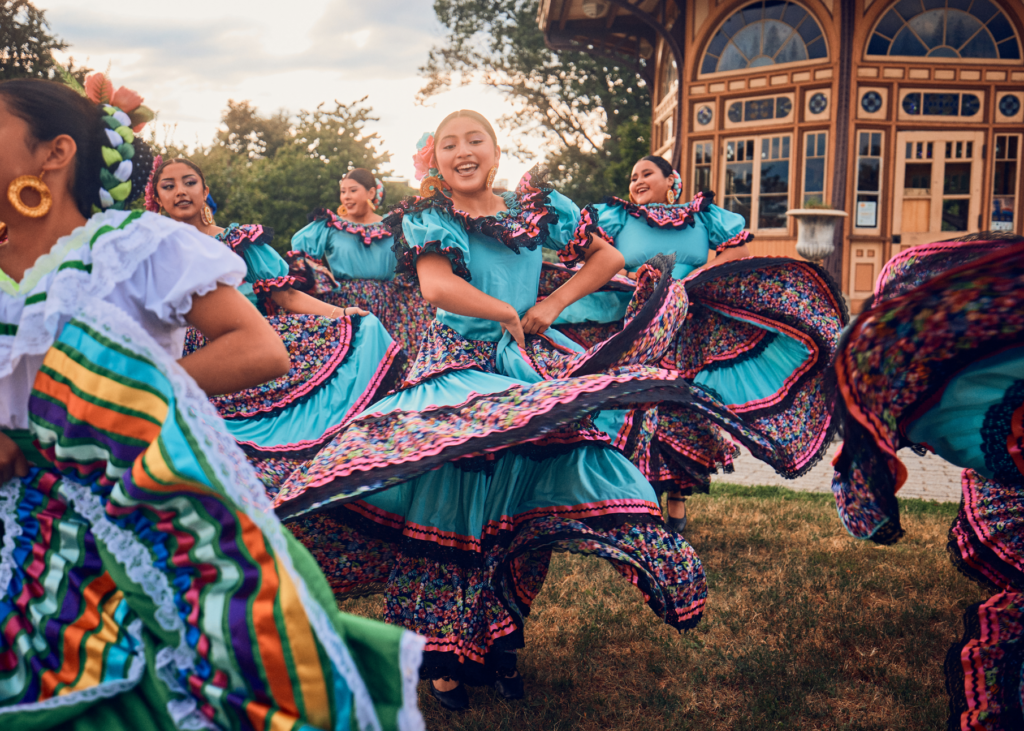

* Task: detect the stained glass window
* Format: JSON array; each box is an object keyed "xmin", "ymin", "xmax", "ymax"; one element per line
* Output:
[
  {"xmin": 701, "ymin": 1, "xmax": 827, "ymax": 75},
  {"xmin": 868, "ymin": 1, "xmax": 1020, "ymax": 60}
]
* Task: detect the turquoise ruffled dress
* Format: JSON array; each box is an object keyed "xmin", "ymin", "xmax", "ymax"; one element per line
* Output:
[
  {"xmin": 544, "ymin": 194, "xmax": 846, "ymax": 493},
  {"xmin": 272, "ymin": 177, "xmax": 773, "ymax": 685},
  {"xmin": 185, "ymin": 223, "xmax": 406, "ymax": 492},
  {"xmin": 288, "ymin": 209, "xmax": 436, "ymax": 357}
]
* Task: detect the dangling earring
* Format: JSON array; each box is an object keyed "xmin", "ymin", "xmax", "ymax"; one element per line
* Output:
[
  {"xmin": 337, "ymin": 204, "xmax": 349, "ymax": 218},
  {"xmin": 486, "ymin": 165, "xmax": 499, "ymax": 190},
  {"xmin": 0, "ymin": 221, "xmax": 8, "ymax": 246},
  {"xmin": 366, "ymin": 196, "xmax": 376, "ymax": 212},
  {"xmin": 666, "ymin": 188, "xmax": 677, "ymax": 204},
  {"xmin": 200, "ymin": 204, "xmax": 215, "ymax": 226},
  {"xmin": 8, "ymin": 171, "xmax": 52, "ymax": 218},
  {"xmin": 628, "ymin": 192, "xmax": 637, "ymax": 204}
]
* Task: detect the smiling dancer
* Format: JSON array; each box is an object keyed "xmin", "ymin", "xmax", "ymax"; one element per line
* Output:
[
  {"xmin": 544, "ymin": 155, "xmax": 846, "ymax": 532},
  {"xmin": 828, "ymin": 234, "xmax": 1024, "ymax": 730},
  {"xmin": 289, "ymin": 168, "xmax": 436, "ymax": 357},
  {"xmin": 0, "ymin": 75, "xmax": 422, "ymax": 730},
  {"xmin": 273, "ymin": 110, "xmax": 780, "ymax": 710},
  {"xmin": 152, "ymin": 159, "xmax": 407, "ymax": 492}
]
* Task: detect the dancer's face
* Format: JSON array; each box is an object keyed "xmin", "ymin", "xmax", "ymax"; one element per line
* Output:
[
  {"xmin": 156, "ymin": 162, "xmax": 208, "ymax": 223},
  {"xmin": 434, "ymin": 116, "xmax": 500, "ymax": 196},
  {"xmin": 339, "ymin": 178, "xmax": 373, "ymax": 216},
  {"xmin": 629, "ymin": 160, "xmax": 671, "ymax": 206}
]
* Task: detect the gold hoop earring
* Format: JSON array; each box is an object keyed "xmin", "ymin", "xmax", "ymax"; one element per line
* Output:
[
  {"xmin": 200, "ymin": 205, "xmax": 215, "ymax": 226},
  {"xmin": 337, "ymin": 204, "xmax": 349, "ymax": 218},
  {"xmin": 628, "ymin": 192, "xmax": 637, "ymax": 204},
  {"xmin": 486, "ymin": 165, "xmax": 498, "ymax": 190},
  {"xmin": 8, "ymin": 173, "xmax": 52, "ymax": 219},
  {"xmin": 0, "ymin": 221, "xmax": 8, "ymax": 246},
  {"xmin": 420, "ymin": 175, "xmax": 452, "ymax": 198}
]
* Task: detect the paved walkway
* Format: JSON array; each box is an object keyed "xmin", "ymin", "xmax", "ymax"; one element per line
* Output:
[{"xmin": 712, "ymin": 441, "xmax": 963, "ymax": 503}]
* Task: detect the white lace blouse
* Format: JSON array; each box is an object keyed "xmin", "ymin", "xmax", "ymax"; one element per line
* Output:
[{"xmin": 0, "ymin": 210, "xmax": 245, "ymax": 430}]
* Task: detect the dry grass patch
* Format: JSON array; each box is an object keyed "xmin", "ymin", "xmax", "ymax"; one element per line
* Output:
[{"xmin": 340, "ymin": 483, "xmax": 987, "ymax": 730}]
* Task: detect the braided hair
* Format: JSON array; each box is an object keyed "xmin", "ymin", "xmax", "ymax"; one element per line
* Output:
[{"xmin": 0, "ymin": 78, "xmax": 154, "ymax": 216}]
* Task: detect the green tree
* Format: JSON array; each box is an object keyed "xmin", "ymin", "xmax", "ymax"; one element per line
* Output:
[
  {"xmin": 0, "ymin": 0, "xmax": 87, "ymax": 81},
  {"xmin": 421, "ymin": 0, "xmax": 651, "ymax": 202},
  {"xmin": 155, "ymin": 98, "xmax": 402, "ymax": 249}
]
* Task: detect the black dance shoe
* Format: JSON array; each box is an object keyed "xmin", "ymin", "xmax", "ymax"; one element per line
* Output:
[
  {"xmin": 494, "ymin": 671, "xmax": 525, "ymax": 700},
  {"xmin": 666, "ymin": 497, "xmax": 687, "ymax": 534},
  {"xmin": 429, "ymin": 678, "xmax": 469, "ymax": 711}
]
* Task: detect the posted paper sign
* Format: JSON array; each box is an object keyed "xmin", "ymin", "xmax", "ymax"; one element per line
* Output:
[{"xmin": 856, "ymin": 201, "xmax": 877, "ymax": 228}]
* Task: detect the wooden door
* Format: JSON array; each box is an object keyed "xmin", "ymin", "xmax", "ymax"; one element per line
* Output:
[{"xmin": 892, "ymin": 131, "xmax": 985, "ymax": 251}]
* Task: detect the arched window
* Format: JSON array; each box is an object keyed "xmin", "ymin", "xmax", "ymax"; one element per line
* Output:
[
  {"xmin": 701, "ymin": 1, "xmax": 828, "ymax": 75},
  {"xmin": 867, "ymin": 1, "xmax": 1020, "ymax": 60},
  {"xmin": 659, "ymin": 53, "xmax": 679, "ymax": 103}
]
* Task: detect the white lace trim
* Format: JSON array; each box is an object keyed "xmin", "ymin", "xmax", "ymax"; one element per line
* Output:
[
  {"xmin": 65, "ymin": 299, "xmax": 386, "ymax": 731},
  {"xmin": 156, "ymin": 646, "xmax": 217, "ymax": 730},
  {"xmin": 0, "ymin": 478, "xmax": 24, "ymax": 598},
  {"xmin": 0, "ymin": 619, "xmax": 147, "ymax": 717},
  {"xmin": 1, "ymin": 210, "xmax": 213, "ymax": 381},
  {"xmin": 396, "ymin": 631, "xmax": 427, "ymax": 731}
]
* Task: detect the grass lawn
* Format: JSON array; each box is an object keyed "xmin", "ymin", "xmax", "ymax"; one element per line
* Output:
[{"xmin": 340, "ymin": 483, "xmax": 987, "ymax": 730}]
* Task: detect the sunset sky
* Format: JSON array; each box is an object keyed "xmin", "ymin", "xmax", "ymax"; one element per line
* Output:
[{"xmin": 39, "ymin": 0, "xmax": 534, "ymax": 186}]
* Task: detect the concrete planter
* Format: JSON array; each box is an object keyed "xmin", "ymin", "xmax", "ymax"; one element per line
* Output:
[{"xmin": 786, "ymin": 208, "xmax": 848, "ymax": 262}]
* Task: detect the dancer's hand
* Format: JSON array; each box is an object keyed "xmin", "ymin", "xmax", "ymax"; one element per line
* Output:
[
  {"xmin": 0, "ymin": 432, "xmax": 29, "ymax": 482},
  {"xmin": 521, "ymin": 298, "xmax": 561, "ymax": 335},
  {"xmin": 500, "ymin": 311, "xmax": 526, "ymax": 350},
  {"xmin": 343, "ymin": 306, "xmax": 369, "ymax": 317}
]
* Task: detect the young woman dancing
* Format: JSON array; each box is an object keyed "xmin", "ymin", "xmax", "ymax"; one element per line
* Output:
[
  {"xmin": 272, "ymin": 110, "xmax": 777, "ymax": 710},
  {"xmin": 545, "ymin": 155, "xmax": 846, "ymax": 532},
  {"xmin": 0, "ymin": 76, "xmax": 422, "ymax": 730},
  {"xmin": 289, "ymin": 168, "xmax": 435, "ymax": 357},
  {"xmin": 153, "ymin": 159, "xmax": 407, "ymax": 493}
]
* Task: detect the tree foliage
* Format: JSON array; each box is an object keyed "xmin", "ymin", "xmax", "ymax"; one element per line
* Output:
[
  {"xmin": 153, "ymin": 98, "xmax": 415, "ymax": 250},
  {"xmin": 421, "ymin": 0, "xmax": 651, "ymax": 202},
  {"xmin": 0, "ymin": 0, "xmax": 87, "ymax": 81}
]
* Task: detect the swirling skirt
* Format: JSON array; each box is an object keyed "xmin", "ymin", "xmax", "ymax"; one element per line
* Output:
[
  {"xmin": 828, "ymin": 237, "xmax": 1024, "ymax": 730},
  {"xmin": 2, "ymin": 301, "xmax": 422, "ymax": 730},
  {"xmin": 274, "ymin": 258, "xmax": 778, "ymax": 684},
  {"xmin": 185, "ymin": 313, "xmax": 406, "ymax": 494}
]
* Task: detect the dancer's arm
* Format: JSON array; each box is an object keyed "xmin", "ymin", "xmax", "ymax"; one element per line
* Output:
[
  {"xmin": 180, "ymin": 285, "xmax": 291, "ymax": 395},
  {"xmin": 0, "ymin": 433, "xmax": 28, "ymax": 481},
  {"xmin": 703, "ymin": 243, "xmax": 751, "ymax": 270},
  {"xmin": 416, "ymin": 253, "xmax": 526, "ymax": 348},
  {"xmin": 521, "ymin": 234, "xmax": 624, "ymax": 334},
  {"xmin": 270, "ymin": 287, "xmax": 368, "ymax": 317}
]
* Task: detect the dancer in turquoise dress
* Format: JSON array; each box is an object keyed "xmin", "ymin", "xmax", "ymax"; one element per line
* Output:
[
  {"xmin": 151, "ymin": 159, "xmax": 406, "ymax": 491},
  {"xmin": 0, "ymin": 75, "xmax": 423, "ymax": 731},
  {"xmin": 829, "ymin": 233, "xmax": 1024, "ymax": 730},
  {"xmin": 288, "ymin": 168, "xmax": 435, "ymax": 357},
  {"xmin": 544, "ymin": 156, "xmax": 846, "ymax": 531},
  {"xmin": 272, "ymin": 110, "xmax": 784, "ymax": 710}
]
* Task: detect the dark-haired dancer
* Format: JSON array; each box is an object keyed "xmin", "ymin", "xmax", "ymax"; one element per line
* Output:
[
  {"xmin": 545, "ymin": 155, "xmax": 846, "ymax": 532},
  {"xmin": 828, "ymin": 234, "xmax": 1024, "ymax": 730},
  {"xmin": 0, "ymin": 74, "xmax": 422, "ymax": 730},
  {"xmin": 289, "ymin": 168, "xmax": 435, "ymax": 357},
  {"xmin": 274, "ymin": 109, "xmax": 781, "ymax": 710},
  {"xmin": 153, "ymin": 159, "xmax": 406, "ymax": 492}
]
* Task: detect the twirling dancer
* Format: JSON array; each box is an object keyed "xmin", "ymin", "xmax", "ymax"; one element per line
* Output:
[
  {"xmin": 829, "ymin": 233, "xmax": 1024, "ymax": 730},
  {"xmin": 544, "ymin": 155, "xmax": 846, "ymax": 532},
  {"xmin": 152, "ymin": 159, "xmax": 407, "ymax": 493},
  {"xmin": 0, "ymin": 76, "xmax": 423, "ymax": 730},
  {"xmin": 289, "ymin": 168, "xmax": 435, "ymax": 357},
  {"xmin": 273, "ymin": 110, "xmax": 782, "ymax": 710}
]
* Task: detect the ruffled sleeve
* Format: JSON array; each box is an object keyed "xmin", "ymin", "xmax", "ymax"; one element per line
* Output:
[
  {"xmin": 290, "ymin": 218, "xmax": 330, "ymax": 259},
  {"xmin": 594, "ymin": 202, "xmax": 628, "ymax": 241},
  {"xmin": 698, "ymin": 204, "xmax": 754, "ymax": 253},
  {"xmin": 540, "ymin": 190, "xmax": 604, "ymax": 268},
  {"xmin": 115, "ymin": 217, "xmax": 247, "ymax": 327},
  {"xmin": 395, "ymin": 206, "xmax": 472, "ymax": 282}
]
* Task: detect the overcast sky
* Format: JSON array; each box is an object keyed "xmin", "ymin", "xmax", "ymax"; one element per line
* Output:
[{"xmin": 39, "ymin": 0, "xmax": 533, "ymax": 187}]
